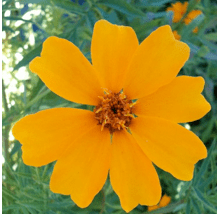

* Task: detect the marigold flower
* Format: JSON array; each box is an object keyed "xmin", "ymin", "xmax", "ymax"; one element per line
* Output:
[
  {"xmin": 183, "ymin": 9, "xmax": 202, "ymax": 25},
  {"xmin": 167, "ymin": 2, "xmax": 188, "ymax": 23},
  {"xmin": 148, "ymin": 194, "xmax": 171, "ymax": 211},
  {"xmin": 173, "ymin": 30, "xmax": 181, "ymax": 40},
  {"xmin": 167, "ymin": 2, "xmax": 202, "ymax": 33},
  {"xmin": 12, "ymin": 20, "xmax": 211, "ymax": 212}
]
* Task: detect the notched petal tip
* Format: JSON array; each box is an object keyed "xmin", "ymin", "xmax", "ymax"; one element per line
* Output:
[
  {"xmin": 193, "ymin": 76, "xmax": 212, "ymax": 116},
  {"xmin": 160, "ymin": 25, "xmax": 190, "ymax": 61},
  {"xmin": 123, "ymin": 24, "xmax": 191, "ymax": 99},
  {"xmin": 131, "ymin": 117, "xmax": 208, "ymax": 181},
  {"xmin": 94, "ymin": 19, "xmax": 134, "ymax": 29},
  {"xmin": 28, "ymin": 34, "xmax": 103, "ymax": 105}
]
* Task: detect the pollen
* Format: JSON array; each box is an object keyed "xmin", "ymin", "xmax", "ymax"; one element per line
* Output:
[{"xmin": 94, "ymin": 90, "xmax": 135, "ymax": 134}]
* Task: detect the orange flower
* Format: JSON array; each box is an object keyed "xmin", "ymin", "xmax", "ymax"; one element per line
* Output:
[
  {"xmin": 167, "ymin": 2, "xmax": 188, "ymax": 23},
  {"xmin": 148, "ymin": 194, "xmax": 171, "ymax": 211},
  {"xmin": 184, "ymin": 10, "xmax": 202, "ymax": 25},
  {"xmin": 173, "ymin": 30, "xmax": 181, "ymax": 40},
  {"xmin": 12, "ymin": 20, "xmax": 211, "ymax": 213},
  {"xmin": 167, "ymin": 2, "xmax": 202, "ymax": 33}
]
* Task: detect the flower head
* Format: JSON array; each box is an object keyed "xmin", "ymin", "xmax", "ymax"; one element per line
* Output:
[
  {"xmin": 12, "ymin": 20, "xmax": 211, "ymax": 212},
  {"xmin": 173, "ymin": 30, "xmax": 181, "ymax": 40},
  {"xmin": 148, "ymin": 194, "xmax": 171, "ymax": 211},
  {"xmin": 184, "ymin": 9, "xmax": 202, "ymax": 25},
  {"xmin": 167, "ymin": 2, "xmax": 189, "ymax": 23},
  {"xmin": 167, "ymin": 2, "xmax": 202, "ymax": 33}
]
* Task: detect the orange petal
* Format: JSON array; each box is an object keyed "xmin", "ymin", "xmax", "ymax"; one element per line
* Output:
[
  {"xmin": 134, "ymin": 76, "xmax": 211, "ymax": 123},
  {"xmin": 173, "ymin": 1, "xmax": 188, "ymax": 12},
  {"xmin": 184, "ymin": 10, "xmax": 202, "ymax": 25},
  {"xmin": 167, "ymin": 2, "xmax": 188, "ymax": 23},
  {"xmin": 30, "ymin": 37, "xmax": 103, "ymax": 105},
  {"xmin": 193, "ymin": 27, "xmax": 199, "ymax": 33},
  {"xmin": 148, "ymin": 205, "xmax": 160, "ymax": 211},
  {"xmin": 159, "ymin": 194, "xmax": 171, "ymax": 207},
  {"xmin": 130, "ymin": 117, "xmax": 207, "ymax": 181},
  {"xmin": 50, "ymin": 125, "xmax": 110, "ymax": 208},
  {"xmin": 173, "ymin": 30, "xmax": 181, "ymax": 40},
  {"xmin": 91, "ymin": 20, "xmax": 139, "ymax": 93},
  {"xmin": 123, "ymin": 25, "xmax": 190, "ymax": 99},
  {"xmin": 12, "ymin": 108, "xmax": 97, "ymax": 166},
  {"xmin": 110, "ymin": 130, "xmax": 161, "ymax": 213}
]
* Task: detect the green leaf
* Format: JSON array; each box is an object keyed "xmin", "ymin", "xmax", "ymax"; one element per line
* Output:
[
  {"xmin": 13, "ymin": 43, "xmax": 42, "ymax": 71},
  {"xmin": 199, "ymin": 168, "xmax": 217, "ymax": 190},
  {"xmin": 3, "ymin": 16, "xmax": 32, "ymax": 23},
  {"xmin": 197, "ymin": 46, "xmax": 210, "ymax": 57},
  {"xmin": 98, "ymin": 0, "xmax": 145, "ymax": 17},
  {"xmin": 201, "ymin": 117, "xmax": 215, "ymax": 142},
  {"xmin": 187, "ymin": 38, "xmax": 217, "ymax": 60},
  {"xmin": 194, "ymin": 139, "xmax": 216, "ymax": 185},
  {"xmin": 191, "ymin": 197, "xmax": 202, "ymax": 214},
  {"xmin": 181, "ymin": 14, "xmax": 205, "ymax": 39},
  {"xmin": 2, "ymin": 25, "xmax": 15, "ymax": 33},
  {"xmin": 204, "ymin": 33, "xmax": 217, "ymax": 41},
  {"xmin": 20, "ymin": 0, "xmax": 50, "ymax": 3},
  {"xmin": 2, "ymin": 205, "xmax": 21, "ymax": 212},
  {"xmin": 186, "ymin": 200, "xmax": 191, "ymax": 214},
  {"xmin": 21, "ymin": 207, "xmax": 30, "ymax": 214},
  {"xmin": 51, "ymin": 0, "xmax": 85, "ymax": 15},
  {"xmin": 136, "ymin": 0, "xmax": 172, "ymax": 7},
  {"xmin": 147, "ymin": 0, "xmax": 172, "ymax": 7},
  {"xmin": 48, "ymin": 201, "xmax": 75, "ymax": 209},
  {"xmin": 2, "ymin": 0, "xmax": 13, "ymax": 10},
  {"xmin": 193, "ymin": 188, "xmax": 217, "ymax": 213}
]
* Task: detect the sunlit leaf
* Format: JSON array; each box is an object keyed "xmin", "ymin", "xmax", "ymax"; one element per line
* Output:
[
  {"xmin": 52, "ymin": 0, "xmax": 85, "ymax": 15},
  {"xmin": 13, "ymin": 43, "xmax": 42, "ymax": 71},
  {"xmin": 97, "ymin": 0, "xmax": 145, "ymax": 17}
]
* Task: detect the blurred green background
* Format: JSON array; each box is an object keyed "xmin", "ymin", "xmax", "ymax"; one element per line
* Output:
[{"xmin": 2, "ymin": 0, "xmax": 217, "ymax": 213}]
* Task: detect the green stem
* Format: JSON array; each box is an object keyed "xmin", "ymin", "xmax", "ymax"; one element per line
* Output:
[
  {"xmin": 24, "ymin": 89, "xmax": 50, "ymax": 110},
  {"xmin": 2, "ymin": 80, "xmax": 11, "ymax": 190}
]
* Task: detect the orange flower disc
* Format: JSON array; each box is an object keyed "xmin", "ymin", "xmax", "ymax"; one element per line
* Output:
[{"xmin": 94, "ymin": 91, "xmax": 135, "ymax": 133}]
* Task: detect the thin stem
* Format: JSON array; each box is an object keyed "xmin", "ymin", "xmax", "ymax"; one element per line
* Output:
[{"xmin": 2, "ymin": 80, "xmax": 10, "ymax": 173}]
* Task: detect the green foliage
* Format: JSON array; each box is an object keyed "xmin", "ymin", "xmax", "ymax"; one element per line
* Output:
[{"xmin": 2, "ymin": 0, "xmax": 217, "ymax": 213}]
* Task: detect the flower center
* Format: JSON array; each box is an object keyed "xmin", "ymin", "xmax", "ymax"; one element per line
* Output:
[{"xmin": 94, "ymin": 90, "xmax": 136, "ymax": 134}]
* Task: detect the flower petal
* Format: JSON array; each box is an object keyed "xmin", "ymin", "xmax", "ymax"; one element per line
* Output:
[
  {"xmin": 167, "ymin": 2, "xmax": 188, "ymax": 23},
  {"xmin": 148, "ymin": 205, "xmax": 159, "ymax": 211},
  {"xmin": 159, "ymin": 194, "xmax": 171, "ymax": 207},
  {"xmin": 50, "ymin": 125, "xmax": 110, "ymax": 208},
  {"xmin": 123, "ymin": 25, "xmax": 190, "ymax": 99},
  {"xmin": 134, "ymin": 76, "xmax": 211, "ymax": 123},
  {"xmin": 110, "ymin": 130, "xmax": 161, "ymax": 213},
  {"xmin": 130, "ymin": 117, "xmax": 207, "ymax": 181},
  {"xmin": 184, "ymin": 10, "xmax": 202, "ymax": 25},
  {"xmin": 30, "ymin": 37, "xmax": 103, "ymax": 105},
  {"xmin": 91, "ymin": 20, "xmax": 139, "ymax": 93},
  {"xmin": 12, "ymin": 108, "xmax": 97, "ymax": 166}
]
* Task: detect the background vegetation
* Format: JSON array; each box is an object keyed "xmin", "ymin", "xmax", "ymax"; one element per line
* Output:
[{"xmin": 2, "ymin": 0, "xmax": 217, "ymax": 213}]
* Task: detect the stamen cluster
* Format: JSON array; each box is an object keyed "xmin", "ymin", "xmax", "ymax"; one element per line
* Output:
[{"xmin": 94, "ymin": 91, "xmax": 135, "ymax": 133}]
